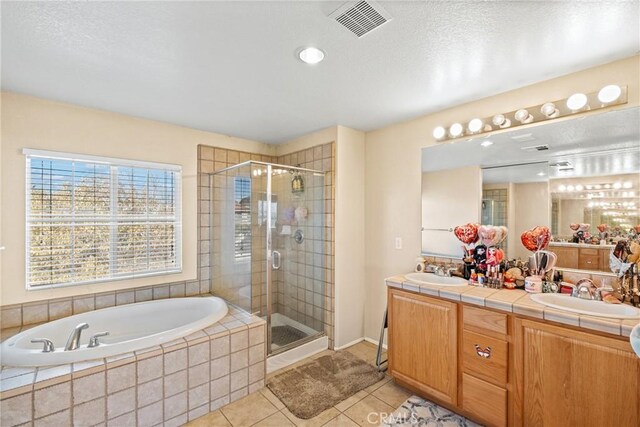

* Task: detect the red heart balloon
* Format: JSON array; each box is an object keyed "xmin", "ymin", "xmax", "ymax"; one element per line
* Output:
[
  {"xmin": 454, "ymin": 223, "xmax": 479, "ymax": 245},
  {"xmin": 521, "ymin": 226, "xmax": 551, "ymax": 252},
  {"xmin": 634, "ymin": 224, "xmax": 640, "ymax": 233}
]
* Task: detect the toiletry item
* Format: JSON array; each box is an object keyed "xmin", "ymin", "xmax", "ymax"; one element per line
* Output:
[
  {"xmin": 294, "ymin": 206, "xmax": 308, "ymax": 221},
  {"xmin": 469, "ymin": 269, "xmax": 478, "ymax": 285},
  {"xmin": 477, "ymin": 273, "xmax": 486, "ymax": 286},
  {"xmin": 524, "ymin": 275, "xmax": 543, "ymax": 293},
  {"xmin": 415, "ymin": 257, "xmax": 426, "ymax": 273}
]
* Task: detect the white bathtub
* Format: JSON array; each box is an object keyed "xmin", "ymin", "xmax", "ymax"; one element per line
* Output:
[{"xmin": 0, "ymin": 296, "xmax": 228, "ymax": 367}]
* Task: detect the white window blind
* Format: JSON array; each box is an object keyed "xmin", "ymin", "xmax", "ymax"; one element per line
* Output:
[{"xmin": 24, "ymin": 149, "xmax": 182, "ymax": 289}]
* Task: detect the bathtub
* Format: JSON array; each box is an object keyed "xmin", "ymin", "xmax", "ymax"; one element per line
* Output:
[{"xmin": 0, "ymin": 296, "xmax": 228, "ymax": 367}]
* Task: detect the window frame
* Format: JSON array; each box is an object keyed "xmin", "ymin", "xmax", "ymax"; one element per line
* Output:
[{"xmin": 24, "ymin": 149, "xmax": 182, "ymax": 290}]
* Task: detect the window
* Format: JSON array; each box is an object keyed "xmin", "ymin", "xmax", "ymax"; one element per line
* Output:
[
  {"xmin": 25, "ymin": 149, "xmax": 181, "ymax": 289},
  {"xmin": 234, "ymin": 177, "xmax": 251, "ymax": 260}
]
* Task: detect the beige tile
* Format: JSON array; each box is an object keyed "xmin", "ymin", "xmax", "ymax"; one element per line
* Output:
[
  {"xmin": 211, "ymin": 336, "xmax": 230, "ymax": 359},
  {"xmin": 231, "ymin": 349, "xmax": 249, "ymax": 372},
  {"xmin": 260, "ymin": 388, "xmax": 286, "ymax": 410},
  {"xmin": 189, "ymin": 341, "xmax": 210, "ymax": 366},
  {"xmin": 187, "ymin": 409, "xmax": 231, "ymax": 427},
  {"xmin": 35, "ymin": 381, "xmax": 71, "ymax": 418},
  {"xmin": 249, "ymin": 326, "xmax": 265, "ymax": 346},
  {"xmin": 165, "ymin": 348, "xmax": 188, "ymax": 375},
  {"xmin": 73, "ymin": 371, "xmax": 105, "ymax": 404},
  {"xmin": 167, "ymin": 412, "xmax": 189, "ymax": 427},
  {"xmin": 107, "ymin": 387, "xmax": 136, "ymax": 419},
  {"xmin": 165, "ymin": 369, "xmax": 188, "ymax": 397},
  {"xmin": 95, "ymin": 293, "xmax": 116, "ymax": 309},
  {"xmin": 1, "ymin": 306, "xmax": 22, "ymax": 329},
  {"xmin": 48, "ymin": 299, "xmax": 72, "ymax": 320},
  {"xmin": 230, "ymin": 330, "xmax": 249, "ymax": 352},
  {"xmin": 363, "ymin": 375, "xmax": 391, "ymax": 393},
  {"xmin": 342, "ymin": 395, "xmax": 394, "ymax": 426},
  {"xmin": 138, "ymin": 400, "xmax": 164, "ymax": 427},
  {"xmin": 34, "ymin": 408, "xmax": 71, "ymax": 427},
  {"xmin": 73, "ymin": 296, "xmax": 95, "ymax": 314},
  {"xmin": 189, "ymin": 383, "xmax": 210, "ymax": 410},
  {"xmin": 211, "ymin": 355, "xmax": 230, "ymax": 380},
  {"xmin": 137, "ymin": 355, "xmax": 163, "ymax": 383},
  {"xmin": 210, "ymin": 375, "xmax": 230, "ymax": 401},
  {"xmin": 579, "ymin": 315, "xmax": 622, "ymax": 335},
  {"xmin": 221, "ymin": 391, "xmax": 277, "ymax": 426},
  {"xmin": 281, "ymin": 406, "xmax": 340, "ymax": 427},
  {"xmin": 189, "ymin": 362, "xmax": 211, "ymax": 388},
  {"xmin": 370, "ymin": 381, "xmax": 411, "ymax": 408},
  {"xmin": 322, "ymin": 414, "xmax": 359, "ymax": 427},
  {"xmin": 230, "ymin": 368, "xmax": 248, "ymax": 392},
  {"xmin": 138, "ymin": 377, "xmax": 163, "ymax": 408},
  {"xmin": 334, "ymin": 389, "xmax": 367, "ymax": 412},
  {"xmin": 107, "ymin": 411, "xmax": 136, "ymax": 427},
  {"xmin": 254, "ymin": 410, "xmax": 296, "ymax": 426},
  {"xmin": 189, "ymin": 404, "xmax": 210, "ymax": 422},
  {"xmin": 1, "ymin": 392, "xmax": 32, "ymax": 426},
  {"xmin": 106, "ymin": 362, "xmax": 136, "ymax": 394},
  {"xmin": 74, "ymin": 397, "xmax": 105, "ymax": 426},
  {"xmin": 543, "ymin": 307, "xmax": 580, "ymax": 327},
  {"xmin": 164, "ymin": 390, "xmax": 188, "ymax": 420}
]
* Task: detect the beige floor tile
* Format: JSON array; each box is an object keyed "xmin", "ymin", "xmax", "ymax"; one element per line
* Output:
[
  {"xmin": 333, "ymin": 389, "xmax": 368, "ymax": 412},
  {"xmin": 309, "ymin": 350, "xmax": 334, "ymax": 360},
  {"xmin": 370, "ymin": 381, "xmax": 411, "ymax": 408},
  {"xmin": 281, "ymin": 406, "xmax": 341, "ymax": 427},
  {"xmin": 252, "ymin": 411, "xmax": 295, "ymax": 426},
  {"xmin": 322, "ymin": 414, "xmax": 359, "ymax": 427},
  {"xmin": 363, "ymin": 375, "xmax": 391, "ymax": 393},
  {"xmin": 221, "ymin": 392, "xmax": 278, "ymax": 426},
  {"xmin": 259, "ymin": 388, "xmax": 286, "ymax": 410},
  {"xmin": 342, "ymin": 395, "xmax": 394, "ymax": 426},
  {"xmin": 187, "ymin": 410, "xmax": 232, "ymax": 426}
]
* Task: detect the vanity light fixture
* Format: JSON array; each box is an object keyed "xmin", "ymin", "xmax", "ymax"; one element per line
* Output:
[
  {"xmin": 449, "ymin": 123, "xmax": 463, "ymax": 138},
  {"xmin": 433, "ymin": 126, "xmax": 446, "ymax": 140},
  {"xmin": 575, "ymin": 184, "xmax": 584, "ymax": 191},
  {"xmin": 480, "ymin": 140, "xmax": 494, "ymax": 147},
  {"xmin": 298, "ymin": 47, "xmax": 325, "ymax": 64},
  {"xmin": 558, "ymin": 185, "xmax": 567, "ymax": 192},
  {"xmin": 515, "ymin": 109, "xmax": 534, "ymax": 124},
  {"xmin": 433, "ymin": 85, "xmax": 627, "ymax": 142},
  {"xmin": 613, "ymin": 182, "xmax": 622, "ymax": 189},
  {"xmin": 566, "ymin": 93, "xmax": 588, "ymax": 111},
  {"xmin": 594, "ymin": 184, "xmax": 602, "ymax": 189},
  {"xmin": 623, "ymin": 181, "xmax": 633, "ymax": 189},
  {"xmin": 540, "ymin": 102, "xmax": 559, "ymax": 118},
  {"xmin": 598, "ymin": 85, "xmax": 622, "ymax": 104},
  {"xmin": 567, "ymin": 185, "xmax": 575, "ymax": 192},
  {"xmin": 468, "ymin": 118, "xmax": 484, "ymax": 133}
]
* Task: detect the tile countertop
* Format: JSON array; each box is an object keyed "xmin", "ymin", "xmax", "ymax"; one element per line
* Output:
[
  {"xmin": 386, "ymin": 274, "xmax": 639, "ymax": 339},
  {"xmin": 549, "ymin": 242, "xmax": 615, "ymax": 249}
]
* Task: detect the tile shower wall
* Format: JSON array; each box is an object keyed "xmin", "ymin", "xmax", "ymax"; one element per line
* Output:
[
  {"xmin": 198, "ymin": 142, "xmax": 336, "ymax": 349},
  {"xmin": 275, "ymin": 143, "xmax": 335, "ymax": 347}
]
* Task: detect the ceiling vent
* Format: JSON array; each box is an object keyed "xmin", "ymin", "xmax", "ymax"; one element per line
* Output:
[
  {"xmin": 329, "ymin": 1, "xmax": 392, "ymax": 37},
  {"xmin": 521, "ymin": 144, "xmax": 550, "ymax": 152},
  {"xmin": 550, "ymin": 161, "xmax": 572, "ymax": 167}
]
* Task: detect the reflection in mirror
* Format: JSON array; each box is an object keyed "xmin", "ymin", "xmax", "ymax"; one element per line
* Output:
[{"xmin": 421, "ymin": 106, "xmax": 640, "ymax": 275}]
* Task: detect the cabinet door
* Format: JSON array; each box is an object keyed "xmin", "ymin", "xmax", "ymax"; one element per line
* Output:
[
  {"xmin": 551, "ymin": 246, "xmax": 578, "ymax": 269},
  {"xmin": 388, "ymin": 288, "xmax": 458, "ymax": 405},
  {"xmin": 514, "ymin": 319, "xmax": 639, "ymax": 427}
]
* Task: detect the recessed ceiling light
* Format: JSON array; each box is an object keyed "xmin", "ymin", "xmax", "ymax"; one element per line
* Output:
[
  {"xmin": 298, "ymin": 47, "xmax": 325, "ymax": 64},
  {"xmin": 480, "ymin": 140, "xmax": 493, "ymax": 147}
]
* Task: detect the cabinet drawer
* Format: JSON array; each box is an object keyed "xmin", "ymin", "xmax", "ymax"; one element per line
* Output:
[
  {"xmin": 463, "ymin": 373, "xmax": 507, "ymax": 427},
  {"xmin": 579, "ymin": 248, "xmax": 599, "ymax": 256},
  {"xmin": 463, "ymin": 306, "xmax": 507, "ymax": 337},
  {"xmin": 578, "ymin": 254, "xmax": 599, "ymax": 270},
  {"xmin": 462, "ymin": 330, "xmax": 508, "ymax": 386}
]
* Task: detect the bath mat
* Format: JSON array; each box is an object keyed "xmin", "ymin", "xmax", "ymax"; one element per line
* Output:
[
  {"xmin": 271, "ymin": 325, "xmax": 308, "ymax": 347},
  {"xmin": 381, "ymin": 395, "xmax": 482, "ymax": 426},
  {"xmin": 267, "ymin": 350, "xmax": 384, "ymax": 419}
]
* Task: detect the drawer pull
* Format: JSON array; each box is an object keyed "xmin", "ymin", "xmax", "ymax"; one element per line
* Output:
[{"xmin": 474, "ymin": 344, "xmax": 492, "ymax": 359}]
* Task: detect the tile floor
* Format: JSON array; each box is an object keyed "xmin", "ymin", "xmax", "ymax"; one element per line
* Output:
[{"xmin": 187, "ymin": 341, "xmax": 412, "ymax": 426}]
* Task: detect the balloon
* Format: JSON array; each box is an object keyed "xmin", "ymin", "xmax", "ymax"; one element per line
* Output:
[
  {"xmin": 479, "ymin": 225, "xmax": 496, "ymax": 247},
  {"xmin": 454, "ymin": 223, "xmax": 479, "ymax": 245},
  {"xmin": 597, "ymin": 224, "xmax": 608, "ymax": 233},
  {"xmin": 521, "ymin": 226, "xmax": 551, "ymax": 252},
  {"xmin": 569, "ymin": 223, "xmax": 580, "ymax": 231}
]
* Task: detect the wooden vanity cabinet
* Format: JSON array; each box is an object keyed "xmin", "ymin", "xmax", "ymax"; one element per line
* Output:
[
  {"xmin": 552, "ymin": 245, "xmax": 579, "ymax": 269},
  {"xmin": 513, "ymin": 319, "xmax": 640, "ymax": 427},
  {"xmin": 388, "ymin": 287, "xmax": 640, "ymax": 427},
  {"xmin": 387, "ymin": 288, "xmax": 458, "ymax": 405}
]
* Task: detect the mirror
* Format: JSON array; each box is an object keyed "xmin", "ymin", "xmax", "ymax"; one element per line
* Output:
[{"xmin": 421, "ymin": 106, "xmax": 640, "ymax": 274}]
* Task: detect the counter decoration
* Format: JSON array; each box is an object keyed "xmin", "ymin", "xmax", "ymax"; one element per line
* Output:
[
  {"xmin": 521, "ymin": 226, "xmax": 556, "ymax": 293},
  {"xmin": 609, "ymin": 240, "xmax": 639, "ymax": 306},
  {"xmin": 454, "ymin": 223, "xmax": 507, "ymax": 287},
  {"xmin": 570, "ymin": 223, "xmax": 591, "ymax": 243},
  {"xmin": 597, "ymin": 224, "xmax": 609, "ymax": 242}
]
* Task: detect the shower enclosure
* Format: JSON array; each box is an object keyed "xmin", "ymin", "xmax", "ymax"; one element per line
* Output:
[{"xmin": 210, "ymin": 161, "xmax": 326, "ymax": 355}]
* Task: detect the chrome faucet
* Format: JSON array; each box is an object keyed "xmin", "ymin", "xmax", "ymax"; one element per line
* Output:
[
  {"xmin": 445, "ymin": 266, "xmax": 459, "ymax": 277},
  {"xmin": 65, "ymin": 323, "xmax": 89, "ymax": 351},
  {"xmin": 31, "ymin": 338, "xmax": 55, "ymax": 353},
  {"xmin": 575, "ymin": 282, "xmax": 594, "ymax": 300}
]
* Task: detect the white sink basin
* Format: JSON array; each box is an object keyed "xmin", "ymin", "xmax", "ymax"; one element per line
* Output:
[
  {"xmin": 530, "ymin": 293, "xmax": 640, "ymax": 319},
  {"xmin": 631, "ymin": 324, "xmax": 640, "ymax": 358},
  {"xmin": 404, "ymin": 272, "xmax": 469, "ymax": 287}
]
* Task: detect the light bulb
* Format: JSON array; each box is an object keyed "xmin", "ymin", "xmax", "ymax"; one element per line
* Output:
[
  {"xmin": 515, "ymin": 109, "xmax": 533, "ymax": 124},
  {"xmin": 623, "ymin": 181, "xmax": 632, "ymax": 188},
  {"xmin": 594, "ymin": 184, "xmax": 602, "ymax": 189},
  {"xmin": 558, "ymin": 185, "xmax": 567, "ymax": 192},
  {"xmin": 298, "ymin": 47, "xmax": 325, "ymax": 64},
  {"xmin": 567, "ymin": 185, "xmax": 575, "ymax": 192},
  {"xmin": 433, "ymin": 126, "xmax": 446, "ymax": 140},
  {"xmin": 613, "ymin": 182, "xmax": 622, "ymax": 189},
  {"xmin": 585, "ymin": 185, "xmax": 593, "ymax": 190},
  {"xmin": 540, "ymin": 102, "xmax": 559, "ymax": 118},
  {"xmin": 575, "ymin": 184, "xmax": 583, "ymax": 191},
  {"xmin": 566, "ymin": 93, "xmax": 588, "ymax": 111},
  {"xmin": 492, "ymin": 114, "xmax": 511, "ymax": 128},
  {"xmin": 598, "ymin": 85, "xmax": 622, "ymax": 104},
  {"xmin": 449, "ymin": 123, "xmax": 463, "ymax": 138},
  {"xmin": 468, "ymin": 118, "xmax": 483, "ymax": 133}
]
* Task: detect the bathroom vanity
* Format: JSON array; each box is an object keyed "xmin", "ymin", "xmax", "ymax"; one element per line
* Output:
[
  {"xmin": 549, "ymin": 242, "xmax": 614, "ymax": 272},
  {"xmin": 386, "ymin": 278, "xmax": 640, "ymax": 427}
]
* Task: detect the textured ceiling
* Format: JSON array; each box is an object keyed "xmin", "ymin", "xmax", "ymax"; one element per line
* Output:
[{"xmin": 2, "ymin": 1, "xmax": 639, "ymax": 143}]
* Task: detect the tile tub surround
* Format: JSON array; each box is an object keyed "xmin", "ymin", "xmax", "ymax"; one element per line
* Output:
[
  {"xmin": 0, "ymin": 310, "xmax": 267, "ymax": 427},
  {"xmin": 386, "ymin": 274, "xmax": 640, "ymax": 337},
  {"xmin": 0, "ymin": 280, "xmax": 204, "ymax": 330}
]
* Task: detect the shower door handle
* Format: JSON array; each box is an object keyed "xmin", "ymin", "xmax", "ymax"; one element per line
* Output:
[{"xmin": 272, "ymin": 251, "xmax": 281, "ymax": 270}]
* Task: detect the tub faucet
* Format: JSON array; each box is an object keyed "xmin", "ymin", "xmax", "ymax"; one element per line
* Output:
[{"xmin": 65, "ymin": 323, "xmax": 89, "ymax": 351}]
